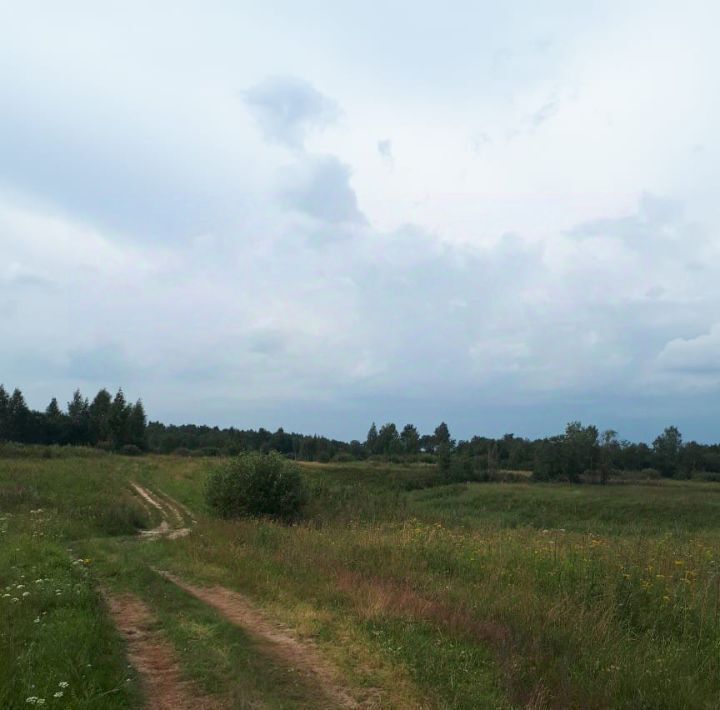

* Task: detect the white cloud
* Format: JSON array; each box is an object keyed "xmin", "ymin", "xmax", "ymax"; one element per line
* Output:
[
  {"xmin": 277, "ymin": 154, "xmax": 366, "ymax": 226},
  {"xmin": 242, "ymin": 76, "xmax": 339, "ymax": 149},
  {"xmin": 0, "ymin": 1, "xmax": 719, "ymax": 439},
  {"xmin": 655, "ymin": 325, "xmax": 720, "ymax": 387}
]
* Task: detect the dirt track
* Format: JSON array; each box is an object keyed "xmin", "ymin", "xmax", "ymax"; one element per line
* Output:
[
  {"xmin": 103, "ymin": 591, "xmax": 219, "ymax": 710},
  {"xmin": 131, "ymin": 483, "xmax": 191, "ymax": 539},
  {"xmin": 122, "ymin": 483, "xmax": 365, "ymax": 708},
  {"xmin": 155, "ymin": 569, "xmax": 363, "ymax": 709}
]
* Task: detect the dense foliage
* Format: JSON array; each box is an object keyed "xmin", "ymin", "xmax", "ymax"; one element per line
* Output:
[
  {"xmin": 4, "ymin": 383, "xmax": 720, "ymax": 478},
  {"xmin": 0, "ymin": 385, "xmax": 146, "ymax": 451},
  {"xmin": 205, "ymin": 451, "xmax": 308, "ymax": 521}
]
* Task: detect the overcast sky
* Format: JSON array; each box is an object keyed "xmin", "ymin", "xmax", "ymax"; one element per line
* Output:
[{"xmin": 2, "ymin": 1, "xmax": 720, "ymax": 442}]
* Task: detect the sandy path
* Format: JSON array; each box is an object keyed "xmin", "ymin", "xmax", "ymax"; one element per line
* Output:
[
  {"xmin": 156, "ymin": 569, "xmax": 362, "ymax": 709},
  {"xmin": 153, "ymin": 487, "xmax": 198, "ymax": 525},
  {"xmin": 132, "ymin": 483, "xmax": 191, "ymax": 539},
  {"xmin": 103, "ymin": 591, "xmax": 221, "ymax": 710}
]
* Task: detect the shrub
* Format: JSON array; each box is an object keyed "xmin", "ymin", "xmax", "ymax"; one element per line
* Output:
[
  {"xmin": 0, "ymin": 443, "xmax": 106, "ymax": 459},
  {"xmin": 205, "ymin": 452, "xmax": 308, "ymax": 521},
  {"xmin": 120, "ymin": 444, "xmax": 143, "ymax": 456},
  {"xmin": 173, "ymin": 447, "xmax": 193, "ymax": 457},
  {"xmin": 317, "ymin": 451, "xmax": 331, "ymax": 463},
  {"xmin": 692, "ymin": 471, "xmax": 720, "ymax": 482}
]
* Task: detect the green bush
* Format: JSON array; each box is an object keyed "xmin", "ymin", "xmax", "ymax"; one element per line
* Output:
[
  {"xmin": 205, "ymin": 452, "xmax": 308, "ymax": 521},
  {"xmin": 0, "ymin": 443, "xmax": 107, "ymax": 459},
  {"xmin": 120, "ymin": 444, "xmax": 143, "ymax": 456}
]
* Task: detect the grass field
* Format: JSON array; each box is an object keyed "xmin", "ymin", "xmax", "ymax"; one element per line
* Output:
[{"xmin": 2, "ymin": 453, "xmax": 720, "ymax": 708}]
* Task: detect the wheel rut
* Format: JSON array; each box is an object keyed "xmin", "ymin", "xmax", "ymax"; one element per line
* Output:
[
  {"xmin": 102, "ymin": 590, "xmax": 221, "ymax": 710},
  {"xmin": 155, "ymin": 569, "xmax": 364, "ymax": 709},
  {"xmin": 131, "ymin": 482, "xmax": 191, "ymax": 539}
]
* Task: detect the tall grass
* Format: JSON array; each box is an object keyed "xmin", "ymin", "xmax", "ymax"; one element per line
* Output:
[
  {"xmin": 136, "ymin": 461, "xmax": 720, "ymax": 708},
  {"xmin": 5, "ymin": 454, "xmax": 720, "ymax": 707},
  {"xmin": 0, "ymin": 529, "xmax": 140, "ymax": 708}
]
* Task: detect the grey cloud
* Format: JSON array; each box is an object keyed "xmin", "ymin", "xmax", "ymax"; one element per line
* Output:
[
  {"xmin": 0, "ymin": 264, "xmax": 55, "ymax": 290},
  {"xmin": 278, "ymin": 154, "xmax": 366, "ymax": 225},
  {"xmin": 567, "ymin": 193, "xmax": 689, "ymax": 245},
  {"xmin": 656, "ymin": 325, "xmax": 720, "ymax": 376},
  {"xmin": 377, "ymin": 139, "xmax": 393, "ymax": 163},
  {"xmin": 242, "ymin": 76, "xmax": 339, "ymax": 149},
  {"xmin": 64, "ymin": 344, "xmax": 139, "ymax": 382},
  {"xmin": 0, "ymin": 91, "xmax": 222, "ymax": 242},
  {"xmin": 247, "ymin": 330, "xmax": 286, "ymax": 355},
  {"xmin": 529, "ymin": 96, "xmax": 560, "ymax": 128}
]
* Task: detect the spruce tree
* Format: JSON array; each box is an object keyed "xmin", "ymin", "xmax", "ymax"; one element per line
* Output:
[
  {"xmin": 365, "ymin": 422, "xmax": 379, "ymax": 455},
  {"xmin": 44, "ymin": 397, "xmax": 66, "ymax": 445},
  {"xmin": 109, "ymin": 389, "xmax": 130, "ymax": 448},
  {"xmin": 67, "ymin": 390, "xmax": 90, "ymax": 445},
  {"xmin": 88, "ymin": 389, "xmax": 112, "ymax": 445},
  {"xmin": 127, "ymin": 399, "xmax": 147, "ymax": 449},
  {"xmin": 0, "ymin": 385, "xmax": 8, "ymax": 441},
  {"xmin": 8, "ymin": 389, "xmax": 30, "ymax": 442}
]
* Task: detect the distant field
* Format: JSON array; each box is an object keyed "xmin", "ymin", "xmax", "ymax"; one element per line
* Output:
[{"xmin": 2, "ymin": 454, "xmax": 720, "ymax": 708}]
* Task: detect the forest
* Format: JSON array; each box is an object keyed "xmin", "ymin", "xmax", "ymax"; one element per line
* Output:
[{"xmin": 2, "ymin": 384, "xmax": 720, "ymax": 479}]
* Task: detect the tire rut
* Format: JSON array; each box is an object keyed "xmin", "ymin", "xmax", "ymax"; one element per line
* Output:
[
  {"xmin": 102, "ymin": 590, "xmax": 221, "ymax": 710},
  {"xmin": 155, "ymin": 569, "xmax": 365, "ymax": 709},
  {"xmin": 131, "ymin": 483, "xmax": 191, "ymax": 539}
]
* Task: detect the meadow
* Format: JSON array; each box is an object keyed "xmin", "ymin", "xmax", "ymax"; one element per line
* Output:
[{"xmin": 2, "ymin": 453, "xmax": 720, "ymax": 708}]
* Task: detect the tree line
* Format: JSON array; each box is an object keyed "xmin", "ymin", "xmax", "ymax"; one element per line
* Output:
[
  {"xmin": 3, "ymin": 384, "xmax": 720, "ymax": 479},
  {"xmin": 444, "ymin": 421, "xmax": 720, "ymax": 482},
  {"xmin": 0, "ymin": 385, "xmax": 147, "ymax": 451},
  {"xmin": 145, "ymin": 419, "xmax": 454, "ymax": 462}
]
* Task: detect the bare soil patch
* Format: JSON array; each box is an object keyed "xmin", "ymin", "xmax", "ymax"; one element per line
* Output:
[{"xmin": 102, "ymin": 591, "xmax": 221, "ymax": 710}]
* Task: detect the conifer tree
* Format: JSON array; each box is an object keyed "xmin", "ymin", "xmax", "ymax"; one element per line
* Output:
[
  {"xmin": 365, "ymin": 422, "xmax": 379, "ymax": 454},
  {"xmin": 127, "ymin": 399, "xmax": 147, "ymax": 449},
  {"xmin": 109, "ymin": 389, "xmax": 131, "ymax": 448},
  {"xmin": 8, "ymin": 389, "xmax": 30, "ymax": 442},
  {"xmin": 67, "ymin": 389, "xmax": 90, "ymax": 445},
  {"xmin": 0, "ymin": 385, "xmax": 8, "ymax": 441},
  {"xmin": 88, "ymin": 389, "xmax": 112, "ymax": 445},
  {"xmin": 44, "ymin": 397, "xmax": 67, "ymax": 444}
]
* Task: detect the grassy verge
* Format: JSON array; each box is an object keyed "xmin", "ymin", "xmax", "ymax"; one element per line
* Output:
[{"xmin": 0, "ymin": 529, "xmax": 140, "ymax": 709}]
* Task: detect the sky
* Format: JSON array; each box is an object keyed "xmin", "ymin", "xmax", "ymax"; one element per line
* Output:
[{"xmin": 2, "ymin": 1, "xmax": 720, "ymax": 442}]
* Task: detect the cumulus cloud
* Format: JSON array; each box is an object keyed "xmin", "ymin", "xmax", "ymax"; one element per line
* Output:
[
  {"xmin": 1, "ymin": 1, "xmax": 720, "ymax": 440},
  {"xmin": 656, "ymin": 325, "xmax": 720, "ymax": 381},
  {"xmin": 278, "ymin": 154, "xmax": 366, "ymax": 226},
  {"xmin": 242, "ymin": 76, "xmax": 339, "ymax": 149},
  {"xmin": 377, "ymin": 139, "xmax": 393, "ymax": 164},
  {"xmin": 568, "ymin": 194, "xmax": 688, "ymax": 246}
]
